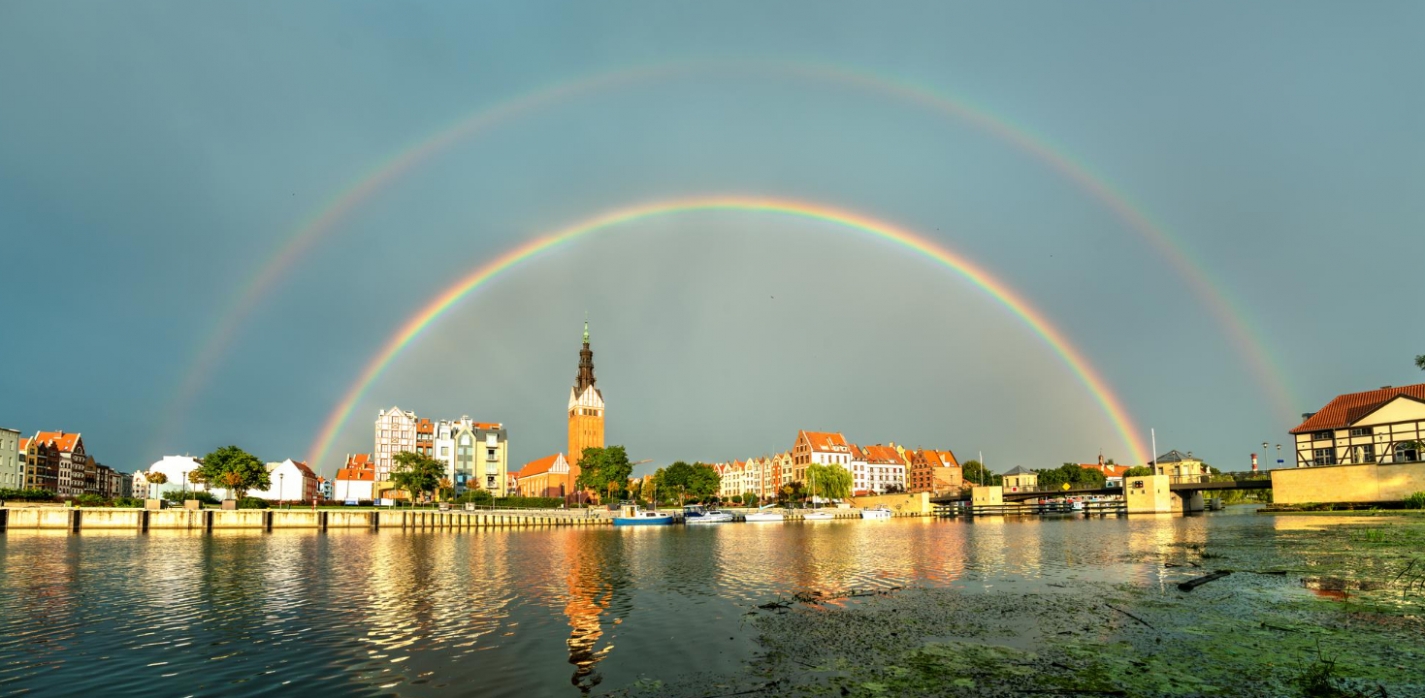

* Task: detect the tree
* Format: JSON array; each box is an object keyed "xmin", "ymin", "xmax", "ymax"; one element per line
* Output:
[
  {"xmin": 659, "ymin": 461, "xmax": 721, "ymax": 503},
  {"xmin": 639, "ymin": 475, "xmax": 657, "ymax": 504},
  {"xmin": 145, "ymin": 471, "xmax": 168, "ymax": 499},
  {"xmin": 196, "ymin": 446, "xmax": 270, "ymax": 501},
  {"xmin": 960, "ymin": 460, "xmax": 1002, "ymax": 487},
  {"xmin": 576, "ymin": 446, "xmax": 633, "ymax": 503},
  {"xmin": 779, "ymin": 481, "xmax": 805, "ymax": 504},
  {"xmin": 805, "ymin": 463, "xmax": 852, "ymax": 501},
  {"xmin": 391, "ymin": 451, "xmax": 443, "ymax": 503},
  {"xmin": 1036, "ymin": 463, "xmax": 1106, "ymax": 490},
  {"xmin": 1416, "ymin": 354, "xmax": 1424, "ymax": 371},
  {"xmin": 742, "ymin": 491, "xmax": 759, "ymax": 507},
  {"xmin": 1124, "ymin": 466, "xmax": 1154, "ymax": 477}
]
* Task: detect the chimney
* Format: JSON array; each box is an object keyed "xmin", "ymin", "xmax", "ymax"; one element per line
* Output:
[{"xmin": 1380, "ymin": 386, "xmax": 1392, "ymax": 390}]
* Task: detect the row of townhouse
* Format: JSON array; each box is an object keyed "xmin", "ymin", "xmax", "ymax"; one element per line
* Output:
[
  {"xmin": 710, "ymin": 430, "xmax": 965, "ymax": 500},
  {"xmin": 373, "ymin": 407, "xmax": 510, "ymax": 499},
  {"xmin": 8, "ymin": 429, "xmax": 129, "ymax": 499}
]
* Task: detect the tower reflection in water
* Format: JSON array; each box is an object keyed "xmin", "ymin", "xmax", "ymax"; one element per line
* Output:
[{"xmin": 563, "ymin": 529, "xmax": 631, "ymax": 692}]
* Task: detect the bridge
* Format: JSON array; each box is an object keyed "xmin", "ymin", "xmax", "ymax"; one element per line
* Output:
[{"xmin": 929, "ymin": 474, "xmax": 1272, "ymax": 515}]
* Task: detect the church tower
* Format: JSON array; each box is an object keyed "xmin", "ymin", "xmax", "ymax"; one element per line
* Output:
[{"xmin": 567, "ymin": 320, "xmax": 605, "ymax": 497}]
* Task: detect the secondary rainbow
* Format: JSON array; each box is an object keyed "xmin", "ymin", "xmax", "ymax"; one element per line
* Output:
[{"xmin": 306, "ymin": 196, "xmax": 1151, "ymax": 472}]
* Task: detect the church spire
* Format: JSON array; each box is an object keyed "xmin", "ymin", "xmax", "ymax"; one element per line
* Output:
[{"xmin": 574, "ymin": 319, "xmax": 596, "ymax": 394}]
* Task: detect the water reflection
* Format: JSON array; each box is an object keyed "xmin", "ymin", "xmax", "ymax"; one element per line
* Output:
[{"xmin": 0, "ymin": 511, "xmax": 1336, "ymax": 696}]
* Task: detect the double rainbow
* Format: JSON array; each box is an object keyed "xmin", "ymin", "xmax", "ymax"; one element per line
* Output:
[{"xmin": 304, "ymin": 196, "xmax": 1151, "ymax": 470}]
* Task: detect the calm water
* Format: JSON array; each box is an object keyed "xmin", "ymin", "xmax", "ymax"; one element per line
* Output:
[{"xmin": 0, "ymin": 510, "xmax": 1328, "ymax": 696}]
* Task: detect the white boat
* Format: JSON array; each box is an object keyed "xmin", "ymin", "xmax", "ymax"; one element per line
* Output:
[
  {"xmin": 861, "ymin": 505, "xmax": 892, "ymax": 520},
  {"xmin": 613, "ymin": 504, "xmax": 674, "ymax": 527},
  {"xmin": 683, "ymin": 504, "xmax": 733, "ymax": 524},
  {"xmin": 744, "ymin": 505, "xmax": 785, "ymax": 522},
  {"xmin": 802, "ymin": 510, "xmax": 835, "ymax": 521}
]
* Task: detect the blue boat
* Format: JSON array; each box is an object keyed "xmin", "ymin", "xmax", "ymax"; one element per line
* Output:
[{"xmin": 613, "ymin": 504, "xmax": 674, "ymax": 526}]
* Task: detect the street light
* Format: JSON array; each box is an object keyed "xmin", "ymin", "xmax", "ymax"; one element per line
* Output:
[
  {"xmin": 279, "ymin": 472, "xmax": 285, "ymax": 507},
  {"xmin": 1276, "ymin": 443, "xmax": 1282, "ymax": 469}
]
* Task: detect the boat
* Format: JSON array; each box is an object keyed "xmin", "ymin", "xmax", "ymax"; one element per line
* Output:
[
  {"xmin": 802, "ymin": 510, "xmax": 835, "ymax": 521},
  {"xmin": 861, "ymin": 505, "xmax": 892, "ymax": 520},
  {"xmin": 613, "ymin": 504, "xmax": 674, "ymax": 526},
  {"xmin": 744, "ymin": 504, "xmax": 785, "ymax": 522},
  {"xmin": 683, "ymin": 504, "xmax": 733, "ymax": 524}
]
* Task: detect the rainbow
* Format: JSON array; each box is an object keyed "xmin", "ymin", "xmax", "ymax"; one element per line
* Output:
[
  {"xmin": 305, "ymin": 197, "xmax": 1152, "ymax": 472},
  {"xmin": 159, "ymin": 60, "xmax": 1295, "ymax": 453}
]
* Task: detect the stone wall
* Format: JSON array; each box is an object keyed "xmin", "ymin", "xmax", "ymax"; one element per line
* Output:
[
  {"xmin": 847, "ymin": 492, "xmax": 931, "ymax": 515},
  {"xmin": 1271, "ymin": 462, "xmax": 1425, "ymax": 505}
]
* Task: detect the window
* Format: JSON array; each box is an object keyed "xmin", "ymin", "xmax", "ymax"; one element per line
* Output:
[
  {"xmin": 1314, "ymin": 431, "xmax": 1333, "ymax": 441},
  {"xmin": 1359, "ymin": 444, "xmax": 1376, "ymax": 463},
  {"xmin": 1349, "ymin": 427, "xmax": 1372, "ymax": 437},
  {"xmin": 1396, "ymin": 443, "xmax": 1420, "ymax": 463},
  {"xmin": 1312, "ymin": 448, "xmax": 1336, "ymax": 466}
]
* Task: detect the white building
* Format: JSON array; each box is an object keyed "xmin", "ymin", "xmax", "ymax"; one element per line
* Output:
[
  {"xmin": 139, "ymin": 455, "xmax": 206, "ymax": 499},
  {"xmin": 0, "ymin": 428, "xmax": 21, "ymax": 491},
  {"xmin": 432, "ymin": 418, "xmax": 509, "ymax": 496},
  {"xmin": 334, "ymin": 453, "xmax": 376, "ymax": 502},
  {"xmin": 374, "ymin": 406, "xmax": 418, "ymax": 483},
  {"xmin": 250, "ymin": 459, "xmax": 319, "ymax": 501}
]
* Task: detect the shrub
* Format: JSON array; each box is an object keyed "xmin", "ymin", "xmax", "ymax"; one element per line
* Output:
[
  {"xmin": 1405, "ymin": 491, "xmax": 1425, "ymax": 510},
  {"xmin": 115, "ymin": 496, "xmax": 144, "ymax": 508},
  {"xmin": 455, "ymin": 489, "xmax": 494, "ymax": 506},
  {"xmin": 731, "ymin": 495, "xmax": 743, "ymax": 504},
  {"xmin": 162, "ymin": 490, "xmax": 219, "ymax": 505},
  {"xmin": 237, "ymin": 496, "xmax": 269, "ymax": 509},
  {"xmin": 73, "ymin": 493, "xmax": 107, "ymax": 507},
  {"xmin": 493, "ymin": 496, "xmax": 562, "ymax": 509},
  {"xmin": 0, "ymin": 488, "xmax": 57, "ymax": 502}
]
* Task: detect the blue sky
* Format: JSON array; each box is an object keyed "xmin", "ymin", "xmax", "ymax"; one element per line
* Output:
[{"xmin": 2, "ymin": 1, "xmax": 1422, "ymax": 477}]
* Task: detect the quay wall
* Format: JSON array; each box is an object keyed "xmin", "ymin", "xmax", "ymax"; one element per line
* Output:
[
  {"xmin": 847, "ymin": 492, "xmax": 932, "ymax": 515},
  {"xmin": 0, "ymin": 507, "xmax": 618, "ymax": 533},
  {"xmin": 1271, "ymin": 462, "xmax": 1425, "ymax": 505}
]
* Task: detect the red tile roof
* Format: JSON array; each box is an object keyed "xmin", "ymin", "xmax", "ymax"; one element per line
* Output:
[
  {"xmin": 1291, "ymin": 383, "xmax": 1425, "ymax": 434},
  {"xmin": 516, "ymin": 453, "xmax": 566, "ymax": 478},
  {"xmin": 19, "ymin": 438, "xmax": 29, "ymax": 451},
  {"xmin": 290, "ymin": 460, "xmax": 317, "ymax": 479},
  {"xmin": 33, "ymin": 431, "xmax": 81, "ymax": 453},
  {"xmin": 473, "ymin": 422, "xmax": 502, "ymax": 430},
  {"xmin": 336, "ymin": 454, "xmax": 376, "ymax": 481},
  {"xmin": 1080, "ymin": 463, "xmax": 1132, "ymax": 477},
  {"xmin": 862, "ymin": 445, "xmax": 906, "ymax": 465},
  {"xmin": 799, "ymin": 431, "xmax": 849, "ymax": 452},
  {"xmin": 930, "ymin": 450, "xmax": 960, "ymax": 468}
]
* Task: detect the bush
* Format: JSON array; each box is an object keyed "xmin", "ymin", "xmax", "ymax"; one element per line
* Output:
[
  {"xmin": 455, "ymin": 489, "xmax": 494, "ymax": 506},
  {"xmin": 731, "ymin": 495, "xmax": 743, "ymax": 504},
  {"xmin": 0, "ymin": 488, "xmax": 57, "ymax": 502},
  {"xmin": 162, "ymin": 490, "xmax": 219, "ymax": 505},
  {"xmin": 115, "ymin": 496, "xmax": 144, "ymax": 508},
  {"xmin": 1405, "ymin": 492, "xmax": 1425, "ymax": 510},
  {"xmin": 73, "ymin": 493, "xmax": 107, "ymax": 507},
  {"xmin": 237, "ymin": 496, "xmax": 269, "ymax": 509},
  {"xmin": 493, "ymin": 496, "xmax": 562, "ymax": 509}
]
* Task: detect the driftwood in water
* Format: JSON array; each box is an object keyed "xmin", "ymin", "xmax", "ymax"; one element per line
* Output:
[{"xmin": 1178, "ymin": 570, "xmax": 1232, "ymax": 592}]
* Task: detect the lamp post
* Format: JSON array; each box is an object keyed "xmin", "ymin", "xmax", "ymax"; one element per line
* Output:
[
  {"xmin": 279, "ymin": 472, "xmax": 285, "ymax": 507},
  {"xmin": 181, "ymin": 471, "xmax": 188, "ymax": 499},
  {"xmin": 1276, "ymin": 443, "xmax": 1282, "ymax": 469}
]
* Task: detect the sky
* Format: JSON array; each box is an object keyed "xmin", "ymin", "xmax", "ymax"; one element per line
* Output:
[{"xmin": 2, "ymin": 1, "xmax": 1422, "ymax": 479}]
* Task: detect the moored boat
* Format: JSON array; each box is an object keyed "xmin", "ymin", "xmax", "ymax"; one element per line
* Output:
[
  {"xmin": 613, "ymin": 504, "xmax": 674, "ymax": 526},
  {"xmin": 861, "ymin": 505, "xmax": 892, "ymax": 520},
  {"xmin": 683, "ymin": 504, "xmax": 733, "ymax": 524},
  {"xmin": 744, "ymin": 505, "xmax": 785, "ymax": 522},
  {"xmin": 802, "ymin": 510, "xmax": 835, "ymax": 521}
]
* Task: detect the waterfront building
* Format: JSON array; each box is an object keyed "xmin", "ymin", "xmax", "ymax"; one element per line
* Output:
[
  {"xmin": 416, "ymin": 418, "xmax": 434, "ymax": 458},
  {"xmin": 1080, "ymin": 454, "xmax": 1132, "ymax": 487},
  {"xmin": 433, "ymin": 418, "xmax": 509, "ymax": 496},
  {"xmin": 0, "ymin": 428, "xmax": 21, "ymax": 491},
  {"xmin": 1002, "ymin": 466, "xmax": 1037, "ymax": 493},
  {"xmin": 791, "ymin": 431, "xmax": 851, "ymax": 484},
  {"xmin": 906, "ymin": 448, "xmax": 962, "ymax": 494},
  {"xmin": 251, "ymin": 459, "xmax": 319, "ymax": 501},
  {"xmin": 25, "ymin": 431, "xmax": 88, "ymax": 497},
  {"xmin": 334, "ymin": 453, "xmax": 376, "ymax": 502},
  {"xmin": 89, "ymin": 463, "xmax": 122, "ymax": 499},
  {"xmin": 374, "ymin": 406, "xmax": 418, "ymax": 489},
  {"xmin": 21, "ymin": 437, "xmax": 55, "ymax": 491},
  {"xmin": 141, "ymin": 455, "xmax": 206, "ymax": 499},
  {"xmin": 773, "ymin": 451, "xmax": 794, "ymax": 493},
  {"xmin": 859, "ymin": 444, "xmax": 909, "ymax": 494},
  {"xmin": 318, "ymin": 477, "xmax": 332, "ymax": 500},
  {"xmin": 514, "ymin": 453, "xmax": 571, "ymax": 499},
  {"xmin": 567, "ymin": 321, "xmax": 604, "ymax": 502},
  {"xmin": 1291, "ymin": 383, "xmax": 1425, "ymax": 467},
  {"xmin": 1153, "ymin": 450, "xmax": 1209, "ymax": 479},
  {"xmin": 120, "ymin": 471, "xmax": 134, "ymax": 498}
]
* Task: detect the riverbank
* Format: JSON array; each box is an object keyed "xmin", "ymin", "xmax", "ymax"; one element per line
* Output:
[{"xmin": 610, "ymin": 514, "xmax": 1425, "ymax": 697}]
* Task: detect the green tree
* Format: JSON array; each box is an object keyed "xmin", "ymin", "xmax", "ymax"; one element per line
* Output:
[
  {"xmin": 1416, "ymin": 354, "xmax": 1424, "ymax": 371},
  {"xmin": 742, "ymin": 490, "xmax": 759, "ymax": 507},
  {"xmin": 960, "ymin": 460, "xmax": 1002, "ymax": 487},
  {"xmin": 1124, "ymin": 466, "xmax": 1154, "ymax": 477},
  {"xmin": 390, "ymin": 451, "xmax": 443, "ymax": 503},
  {"xmin": 779, "ymin": 481, "xmax": 805, "ymax": 504},
  {"xmin": 577, "ymin": 446, "xmax": 634, "ymax": 503},
  {"xmin": 1036, "ymin": 463, "xmax": 1106, "ymax": 490},
  {"xmin": 805, "ymin": 463, "xmax": 852, "ymax": 500},
  {"xmin": 639, "ymin": 475, "xmax": 657, "ymax": 504},
  {"xmin": 196, "ymin": 446, "xmax": 270, "ymax": 501},
  {"xmin": 659, "ymin": 461, "xmax": 721, "ymax": 503}
]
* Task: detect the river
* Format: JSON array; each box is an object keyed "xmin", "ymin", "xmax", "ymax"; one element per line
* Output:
[{"xmin": 1, "ymin": 509, "xmax": 1421, "ymax": 696}]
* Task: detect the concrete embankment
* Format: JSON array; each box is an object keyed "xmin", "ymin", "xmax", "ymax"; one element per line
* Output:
[{"xmin": 0, "ymin": 507, "xmax": 614, "ymax": 532}]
